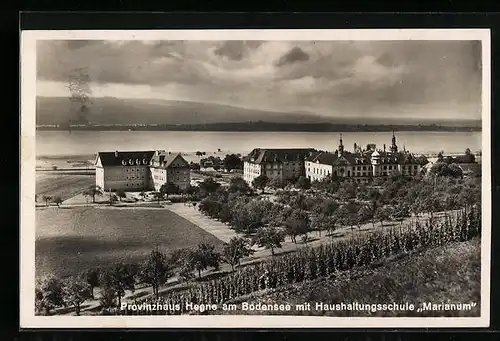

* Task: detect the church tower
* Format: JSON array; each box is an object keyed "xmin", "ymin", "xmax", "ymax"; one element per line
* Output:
[
  {"xmin": 338, "ymin": 133, "xmax": 344, "ymax": 156},
  {"xmin": 390, "ymin": 130, "xmax": 398, "ymax": 153}
]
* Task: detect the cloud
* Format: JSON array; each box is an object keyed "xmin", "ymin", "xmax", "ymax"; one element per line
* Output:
[
  {"xmin": 36, "ymin": 40, "xmax": 483, "ymax": 119},
  {"xmin": 274, "ymin": 46, "xmax": 310, "ymax": 67}
]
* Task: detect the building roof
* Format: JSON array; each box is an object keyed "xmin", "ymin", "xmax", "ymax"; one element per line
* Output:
[
  {"xmin": 96, "ymin": 151, "xmax": 156, "ymax": 167},
  {"xmin": 150, "ymin": 152, "xmax": 188, "ymax": 168},
  {"xmin": 246, "ymin": 148, "xmax": 316, "ymax": 164},
  {"xmin": 306, "ymin": 149, "xmax": 421, "ymax": 167}
]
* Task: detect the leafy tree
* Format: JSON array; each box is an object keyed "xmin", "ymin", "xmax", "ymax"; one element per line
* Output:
[
  {"xmin": 251, "ymin": 226, "xmax": 285, "ymax": 256},
  {"xmin": 199, "ymin": 178, "xmax": 221, "ymax": 195},
  {"xmin": 337, "ymin": 181, "xmax": 356, "ymax": 201},
  {"xmin": 252, "ymin": 174, "xmax": 269, "ymax": 193},
  {"xmin": 374, "ymin": 206, "xmax": 391, "ymax": 227},
  {"xmin": 52, "ymin": 196, "xmax": 63, "ymax": 207},
  {"xmin": 116, "ymin": 189, "xmax": 127, "ymax": 201},
  {"xmin": 35, "ymin": 276, "xmax": 65, "ymax": 315},
  {"xmin": 160, "ymin": 182, "xmax": 179, "ymax": 199},
  {"xmin": 99, "ymin": 263, "xmax": 136, "ymax": 308},
  {"xmin": 139, "ymin": 248, "xmax": 173, "ymax": 299},
  {"xmin": 285, "ymin": 209, "xmax": 310, "ymax": 244},
  {"xmin": 228, "ymin": 177, "xmax": 253, "ymax": 194},
  {"xmin": 357, "ymin": 205, "xmax": 373, "ymax": 229},
  {"xmin": 312, "ymin": 198, "xmax": 339, "ymax": 216},
  {"xmin": 42, "ymin": 195, "xmax": 52, "ymax": 207},
  {"xmin": 392, "ymin": 203, "xmax": 410, "ymax": 224},
  {"xmin": 334, "ymin": 205, "xmax": 350, "ymax": 228},
  {"xmin": 310, "ymin": 213, "xmax": 335, "ymax": 237},
  {"xmin": 82, "ymin": 268, "xmax": 100, "ymax": 299},
  {"xmin": 62, "ymin": 276, "xmax": 92, "ymax": 316},
  {"xmin": 223, "ymin": 237, "xmax": 254, "ymax": 272},
  {"xmin": 185, "ymin": 243, "xmax": 222, "ymax": 278},
  {"xmin": 295, "ymin": 176, "xmax": 311, "ymax": 190},
  {"xmin": 83, "ymin": 185, "xmax": 103, "ymax": 203},
  {"xmin": 99, "ymin": 284, "xmax": 117, "ymax": 309},
  {"xmin": 223, "ymin": 154, "xmax": 243, "ymax": 172}
]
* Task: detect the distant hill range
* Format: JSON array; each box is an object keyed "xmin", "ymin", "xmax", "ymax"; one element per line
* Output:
[{"xmin": 36, "ymin": 96, "xmax": 482, "ymax": 131}]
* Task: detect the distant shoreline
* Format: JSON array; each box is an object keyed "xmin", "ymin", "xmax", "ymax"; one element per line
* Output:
[{"xmin": 36, "ymin": 122, "xmax": 481, "ymax": 133}]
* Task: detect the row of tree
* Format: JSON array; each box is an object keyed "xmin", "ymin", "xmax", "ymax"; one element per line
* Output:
[{"xmin": 36, "ymin": 237, "xmax": 256, "ymax": 316}]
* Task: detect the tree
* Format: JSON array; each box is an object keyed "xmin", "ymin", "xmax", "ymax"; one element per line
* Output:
[
  {"xmin": 228, "ymin": 177, "xmax": 253, "ymax": 195},
  {"xmin": 252, "ymin": 174, "xmax": 269, "ymax": 193},
  {"xmin": 35, "ymin": 276, "xmax": 64, "ymax": 315},
  {"xmin": 62, "ymin": 276, "xmax": 92, "ymax": 316},
  {"xmin": 42, "ymin": 195, "xmax": 52, "ymax": 207},
  {"xmin": 116, "ymin": 189, "xmax": 127, "ymax": 201},
  {"xmin": 251, "ymin": 226, "xmax": 285, "ymax": 256},
  {"xmin": 310, "ymin": 213, "xmax": 334, "ymax": 237},
  {"xmin": 285, "ymin": 209, "xmax": 310, "ymax": 244},
  {"xmin": 99, "ymin": 263, "xmax": 136, "ymax": 308},
  {"xmin": 139, "ymin": 248, "xmax": 173, "ymax": 299},
  {"xmin": 82, "ymin": 268, "xmax": 100, "ymax": 299},
  {"xmin": 334, "ymin": 205, "xmax": 350, "ymax": 228},
  {"xmin": 83, "ymin": 185, "xmax": 103, "ymax": 203},
  {"xmin": 196, "ymin": 151, "xmax": 203, "ymax": 157},
  {"xmin": 222, "ymin": 237, "xmax": 254, "ymax": 272},
  {"xmin": 295, "ymin": 176, "xmax": 311, "ymax": 190},
  {"xmin": 160, "ymin": 182, "xmax": 179, "ymax": 199},
  {"xmin": 52, "ymin": 196, "xmax": 63, "ymax": 207},
  {"xmin": 223, "ymin": 154, "xmax": 243, "ymax": 172},
  {"xmin": 374, "ymin": 206, "xmax": 391, "ymax": 227},
  {"xmin": 199, "ymin": 178, "xmax": 221, "ymax": 195},
  {"xmin": 357, "ymin": 206, "xmax": 373, "ymax": 230},
  {"xmin": 189, "ymin": 243, "xmax": 221, "ymax": 278},
  {"xmin": 392, "ymin": 203, "xmax": 410, "ymax": 224}
]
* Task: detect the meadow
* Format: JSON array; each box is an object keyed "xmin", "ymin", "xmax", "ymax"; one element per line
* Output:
[
  {"xmin": 35, "ymin": 206, "xmax": 224, "ymax": 278},
  {"xmin": 36, "ymin": 172, "xmax": 95, "ymax": 202}
]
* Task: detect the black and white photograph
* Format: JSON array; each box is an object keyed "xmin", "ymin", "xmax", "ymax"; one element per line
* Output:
[{"xmin": 20, "ymin": 29, "xmax": 491, "ymax": 328}]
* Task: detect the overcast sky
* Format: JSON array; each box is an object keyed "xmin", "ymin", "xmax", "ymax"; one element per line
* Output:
[{"xmin": 36, "ymin": 40, "xmax": 482, "ymax": 120}]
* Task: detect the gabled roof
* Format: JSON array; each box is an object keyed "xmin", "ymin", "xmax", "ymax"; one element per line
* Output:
[
  {"xmin": 246, "ymin": 148, "xmax": 316, "ymax": 164},
  {"xmin": 96, "ymin": 151, "xmax": 156, "ymax": 167},
  {"xmin": 150, "ymin": 152, "xmax": 188, "ymax": 168},
  {"xmin": 306, "ymin": 151, "xmax": 339, "ymax": 165}
]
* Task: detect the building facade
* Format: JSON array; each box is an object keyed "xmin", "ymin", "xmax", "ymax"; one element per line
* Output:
[
  {"xmin": 150, "ymin": 151, "xmax": 191, "ymax": 191},
  {"xmin": 305, "ymin": 133, "xmax": 424, "ymax": 183},
  {"xmin": 243, "ymin": 148, "xmax": 316, "ymax": 185},
  {"xmin": 95, "ymin": 151, "xmax": 156, "ymax": 191},
  {"xmin": 95, "ymin": 150, "xmax": 190, "ymax": 192}
]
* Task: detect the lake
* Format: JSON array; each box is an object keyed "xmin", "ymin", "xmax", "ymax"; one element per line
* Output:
[{"xmin": 36, "ymin": 130, "xmax": 482, "ymax": 157}]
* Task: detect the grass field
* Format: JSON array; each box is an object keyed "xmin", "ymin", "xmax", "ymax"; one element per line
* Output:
[
  {"xmin": 36, "ymin": 172, "xmax": 95, "ymax": 201},
  {"xmin": 217, "ymin": 238, "xmax": 481, "ymax": 317},
  {"xmin": 35, "ymin": 207, "xmax": 224, "ymax": 278}
]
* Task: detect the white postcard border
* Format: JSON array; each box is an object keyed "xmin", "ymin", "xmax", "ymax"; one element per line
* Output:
[{"xmin": 20, "ymin": 28, "xmax": 492, "ymax": 329}]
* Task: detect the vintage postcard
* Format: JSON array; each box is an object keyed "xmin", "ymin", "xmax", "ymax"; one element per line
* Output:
[{"xmin": 20, "ymin": 29, "xmax": 491, "ymax": 328}]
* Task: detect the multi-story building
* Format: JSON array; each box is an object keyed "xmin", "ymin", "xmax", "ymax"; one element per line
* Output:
[
  {"xmin": 95, "ymin": 150, "xmax": 156, "ymax": 191},
  {"xmin": 305, "ymin": 132, "xmax": 423, "ymax": 183},
  {"xmin": 243, "ymin": 148, "xmax": 316, "ymax": 185},
  {"xmin": 150, "ymin": 151, "xmax": 191, "ymax": 191},
  {"xmin": 95, "ymin": 150, "xmax": 190, "ymax": 192}
]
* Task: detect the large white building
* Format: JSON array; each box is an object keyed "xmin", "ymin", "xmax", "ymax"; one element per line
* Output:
[
  {"xmin": 243, "ymin": 148, "xmax": 316, "ymax": 185},
  {"xmin": 305, "ymin": 133, "xmax": 424, "ymax": 183},
  {"xmin": 95, "ymin": 150, "xmax": 190, "ymax": 192}
]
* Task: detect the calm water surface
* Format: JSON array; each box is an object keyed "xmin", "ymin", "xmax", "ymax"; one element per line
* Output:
[{"xmin": 36, "ymin": 130, "xmax": 482, "ymax": 157}]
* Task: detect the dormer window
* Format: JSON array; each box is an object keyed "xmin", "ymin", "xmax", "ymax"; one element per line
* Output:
[
  {"xmin": 121, "ymin": 160, "xmax": 127, "ymax": 166},
  {"xmin": 129, "ymin": 159, "xmax": 133, "ymax": 165},
  {"xmin": 136, "ymin": 159, "xmax": 140, "ymax": 165},
  {"xmin": 143, "ymin": 159, "xmax": 147, "ymax": 165}
]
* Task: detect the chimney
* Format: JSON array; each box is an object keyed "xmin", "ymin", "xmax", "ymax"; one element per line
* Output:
[{"xmin": 115, "ymin": 151, "xmax": 118, "ymax": 158}]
